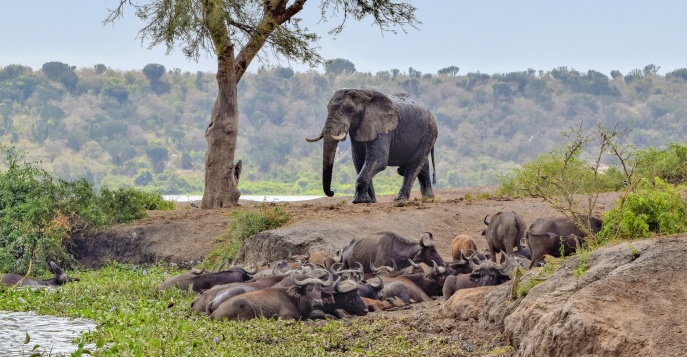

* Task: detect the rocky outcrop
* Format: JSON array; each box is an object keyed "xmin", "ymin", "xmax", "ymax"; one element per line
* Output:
[
  {"xmin": 480, "ymin": 236, "xmax": 687, "ymax": 357},
  {"xmin": 235, "ymin": 224, "xmax": 363, "ymax": 263}
]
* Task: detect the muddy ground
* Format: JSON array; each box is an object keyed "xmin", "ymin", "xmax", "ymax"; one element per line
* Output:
[{"xmin": 73, "ymin": 187, "xmax": 687, "ymax": 356}]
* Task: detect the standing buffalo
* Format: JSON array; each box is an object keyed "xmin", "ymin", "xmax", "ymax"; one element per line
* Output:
[
  {"xmin": 209, "ymin": 269, "xmax": 334, "ymax": 321},
  {"xmin": 306, "ymin": 88, "xmax": 438, "ymax": 203},
  {"xmin": 341, "ymin": 231, "xmax": 446, "ymax": 273},
  {"xmin": 1, "ymin": 261, "xmax": 79, "ymax": 287},
  {"xmin": 526, "ymin": 215, "xmax": 603, "ymax": 267},
  {"xmin": 482, "ymin": 211, "xmax": 528, "ymax": 261}
]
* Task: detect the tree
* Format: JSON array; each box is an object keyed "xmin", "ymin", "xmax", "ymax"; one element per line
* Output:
[
  {"xmin": 143, "ymin": 63, "xmax": 166, "ymax": 83},
  {"xmin": 105, "ymin": 0, "xmax": 419, "ymax": 208},
  {"xmin": 437, "ymin": 66, "xmax": 459, "ymax": 76},
  {"xmin": 94, "ymin": 64, "xmax": 107, "ymax": 75},
  {"xmin": 324, "ymin": 58, "xmax": 356, "ymax": 77}
]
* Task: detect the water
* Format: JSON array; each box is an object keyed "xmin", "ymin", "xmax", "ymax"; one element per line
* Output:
[
  {"xmin": 164, "ymin": 194, "xmax": 323, "ymax": 203},
  {"xmin": 0, "ymin": 310, "xmax": 97, "ymax": 356}
]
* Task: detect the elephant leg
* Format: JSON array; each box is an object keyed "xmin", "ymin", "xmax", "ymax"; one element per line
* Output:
[
  {"xmin": 395, "ymin": 158, "xmax": 430, "ymax": 201},
  {"xmin": 354, "ymin": 160, "xmax": 385, "ymax": 203},
  {"xmin": 352, "ymin": 141, "xmax": 387, "ymax": 203},
  {"xmin": 417, "ymin": 160, "xmax": 435, "ymax": 199}
]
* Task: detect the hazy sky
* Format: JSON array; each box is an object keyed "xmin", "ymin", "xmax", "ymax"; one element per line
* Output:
[{"xmin": 1, "ymin": 1, "xmax": 685, "ymax": 76}]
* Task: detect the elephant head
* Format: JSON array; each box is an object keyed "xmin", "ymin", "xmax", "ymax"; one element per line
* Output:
[{"xmin": 306, "ymin": 88, "xmax": 399, "ymax": 197}]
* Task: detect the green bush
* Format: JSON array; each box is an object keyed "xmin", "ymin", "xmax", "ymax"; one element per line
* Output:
[
  {"xmin": 496, "ymin": 150, "xmax": 623, "ymax": 197},
  {"xmin": 634, "ymin": 143, "xmax": 687, "ymax": 185},
  {"xmin": 0, "ymin": 145, "xmax": 172, "ymax": 274},
  {"xmin": 207, "ymin": 205, "xmax": 291, "ymax": 266},
  {"xmin": 597, "ymin": 177, "xmax": 687, "ymax": 242}
]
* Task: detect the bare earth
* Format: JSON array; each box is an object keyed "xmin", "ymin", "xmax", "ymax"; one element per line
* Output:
[{"xmin": 73, "ymin": 187, "xmax": 687, "ymax": 356}]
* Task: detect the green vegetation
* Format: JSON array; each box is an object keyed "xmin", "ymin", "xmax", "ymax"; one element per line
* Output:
[
  {"xmin": 572, "ymin": 249, "xmax": 590, "ymax": 277},
  {"xmin": 516, "ymin": 256, "xmax": 563, "ymax": 298},
  {"xmin": 207, "ymin": 205, "xmax": 292, "ymax": 267},
  {"xmin": 0, "ymin": 145, "xmax": 172, "ymax": 274},
  {"xmin": 597, "ymin": 178, "xmax": 687, "ymax": 242},
  {"xmin": 0, "ymin": 262, "xmax": 465, "ymax": 356},
  {"xmin": 0, "ymin": 61, "xmax": 684, "ymax": 195}
]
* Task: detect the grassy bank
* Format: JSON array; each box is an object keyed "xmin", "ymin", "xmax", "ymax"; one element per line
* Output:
[{"xmin": 0, "ymin": 262, "xmax": 462, "ymax": 356}]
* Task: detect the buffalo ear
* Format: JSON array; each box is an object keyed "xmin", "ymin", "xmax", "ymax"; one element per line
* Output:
[{"xmin": 354, "ymin": 90, "xmax": 399, "ymax": 141}]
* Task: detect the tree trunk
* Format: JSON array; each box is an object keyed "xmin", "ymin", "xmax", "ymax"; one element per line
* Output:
[{"xmin": 201, "ymin": 44, "xmax": 241, "ymax": 208}]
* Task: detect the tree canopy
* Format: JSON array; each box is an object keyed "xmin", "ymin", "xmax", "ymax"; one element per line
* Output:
[{"xmin": 104, "ymin": 0, "xmax": 420, "ymax": 208}]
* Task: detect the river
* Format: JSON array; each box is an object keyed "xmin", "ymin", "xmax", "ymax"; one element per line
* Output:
[{"xmin": 0, "ymin": 310, "xmax": 97, "ymax": 356}]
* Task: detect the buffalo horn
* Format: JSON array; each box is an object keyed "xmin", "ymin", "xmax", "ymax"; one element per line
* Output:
[
  {"xmin": 305, "ymin": 133, "xmax": 324, "ymax": 142},
  {"xmin": 494, "ymin": 256, "xmax": 511, "ymax": 272},
  {"xmin": 370, "ymin": 260, "xmax": 380, "ymax": 273},
  {"xmin": 331, "ymin": 132, "xmax": 346, "ymax": 141},
  {"xmin": 484, "ymin": 214, "xmax": 491, "ymax": 225},
  {"xmin": 407, "ymin": 259, "xmax": 420, "ymax": 269},
  {"xmin": 244, "ymin": 261, "xmax": 259, "ymax": 275},
  {"xmin": 432, "ymin": 260, "xmax": 446, "ymax": 275},
  {"xmin": 288, "ymin": 250, "xmax": 295, "ymax": 261},
  {"xmin": 304, "ymin": 251, "xmax": 311, "ymax": 261},
  {"xmin": 291, "ymin": 270, "xmax": 318, "ymax": 286},
  {"xmin": 419, "ymin": 232, "xmax": 434, "ymax": 247},
  {"xmin": 468, "ymin": 256, "xmax": 482, "ymax": 271},
  {"xmin": 272, "ymin": 260, "xmax": 286, "ymax": 275},
  {"xmin": 369, "ymin": 275, "xmax": 384, "ymax": 290}
]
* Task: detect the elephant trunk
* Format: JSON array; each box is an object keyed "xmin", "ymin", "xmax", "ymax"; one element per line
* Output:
[{"xmin": 322, "ymin": 136, "xmax": 339, "ymax": 197}]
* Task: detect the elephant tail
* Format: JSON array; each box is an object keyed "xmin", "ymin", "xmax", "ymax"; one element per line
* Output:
[{"xmin": 431, "ymin": 146, "xmax": 436, "ymax": 184}]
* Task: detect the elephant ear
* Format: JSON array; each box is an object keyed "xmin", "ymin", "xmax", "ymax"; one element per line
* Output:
[{"xmin": 354, "ymin": 91, "xmax": 399, "ymax": 142}]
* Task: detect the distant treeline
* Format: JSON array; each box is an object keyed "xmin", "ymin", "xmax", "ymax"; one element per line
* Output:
[{"xmin": 0, "ymin": 61, "xmax": 685, "ymax": 195}]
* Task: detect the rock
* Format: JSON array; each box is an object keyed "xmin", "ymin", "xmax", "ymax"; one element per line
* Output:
[
  {"xmin": 441, "ymin": 286, "xmax": 495, "ymax": 321},
  {"xmin": 482, "ymin": 236, "xmax": 687, "ymax": 357}
]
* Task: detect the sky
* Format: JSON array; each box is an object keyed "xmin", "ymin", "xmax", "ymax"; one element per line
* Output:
[{"xmin": 1, "ymin": 1, "xmax": 685, "ymax": 76}]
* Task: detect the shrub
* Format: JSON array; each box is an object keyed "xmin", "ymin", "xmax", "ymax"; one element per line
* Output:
[
  {"xmin": 634, "ymin": 143, "xmax": 687, "ymax": 185},
  {"xmin": 0, "ymin": 145, "xmax": 172, "ymax": 274},
  {"xmin": 207, "ymin": 205, "xmax": 291, "ymax": 266},
  {"xmin": 597, "ymin": 177, "xmax": 687, "ymax": 242}
]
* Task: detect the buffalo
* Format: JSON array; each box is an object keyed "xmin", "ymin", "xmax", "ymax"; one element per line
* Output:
[
  {"xmin": 158, "ymin": 265, "xmax": 258, "ymax": 293},
  {"xmin": 482, "ymin": 211, "xmax": 528, "ymax": 261},
  {"xmin": 380, "ymin": 261, "xmax": 448, "ymax": 304},
  {"xmin": 341, "ymin": 231, "xmax": 446, "ymax": 273},
  {"xmin": 209, "ymin": 269, "xmax": 334, "ymax": 321},
  {"xmin": 442, "ymin": 257, "xmax": 511, "ymax": 301},
  {"xmin": 450, "ymin": 234, "xmax": 477, "ymax": 261},
  {"xmin": 1, "ymin": 261, "xmax": 79, "ymax": 287},
  {"xmin": 526, "ymin": 215, "xmax": 603, "ymax": 267},
  {"xmin": 311, "ymin": 279, "xmax": 368, "ymax": 319}
]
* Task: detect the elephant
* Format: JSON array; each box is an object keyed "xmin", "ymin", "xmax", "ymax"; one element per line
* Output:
[{"xmin": 306, "ymin": 88, "xmax": 438, "ymax": 203}]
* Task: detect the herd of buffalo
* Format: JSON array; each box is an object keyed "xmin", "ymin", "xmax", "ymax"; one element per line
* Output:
[{"xmin": 1, "ymin": 211, "xmax": 602, "ymax": 322}]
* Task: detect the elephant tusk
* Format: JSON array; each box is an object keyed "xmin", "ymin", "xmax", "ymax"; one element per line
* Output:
[
  {"xmin": 330, "ymin": 132, "xmax": 346, "ymax": 141},
  {"xmin": 305, "ymin": 133, "xmax": 323, "ymax": 142}
]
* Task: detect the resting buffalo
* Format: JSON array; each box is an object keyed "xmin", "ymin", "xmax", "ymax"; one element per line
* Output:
[
  {"xmin": 158, "ymin": 265, "xmax": 257, "ymax": 293},
  {"xmin": 442, "ymin": 257, "xmax": 511, "ymax": 301},
  {"xmin": 311, "ymin": 279, "xmax": 368, "ymax": 319},
  {"xmin": 450, "ymin": 234, "xmax": 477, "ymax": 261},
  {"xmin": 341, "ymin": 231, "xmax": 446, "ymax": 273},
  {"xmin": 1, "ymin": 261, "xmax": 79, "ymax": 287},
  {"xmin": 380, "ymin": 261, "xmax": 448, "ymax": 304},
  {"xmin": 191, "ymin": 272, "xmax": 292, "ymax": 314},
  {"xmin": 526, "ymin": 215, "xmax": 603, "ymax": 267},
  {"xmin": 482, "ymin": 211, "xmax": 528, "ymax": 261},
  {"xmin": 209, "ymin": 269, "xmax": 334, "ymax": 321},
  {"xmin": 356, "ymin": 276, "xmax": 385, "ymax": 300}
]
